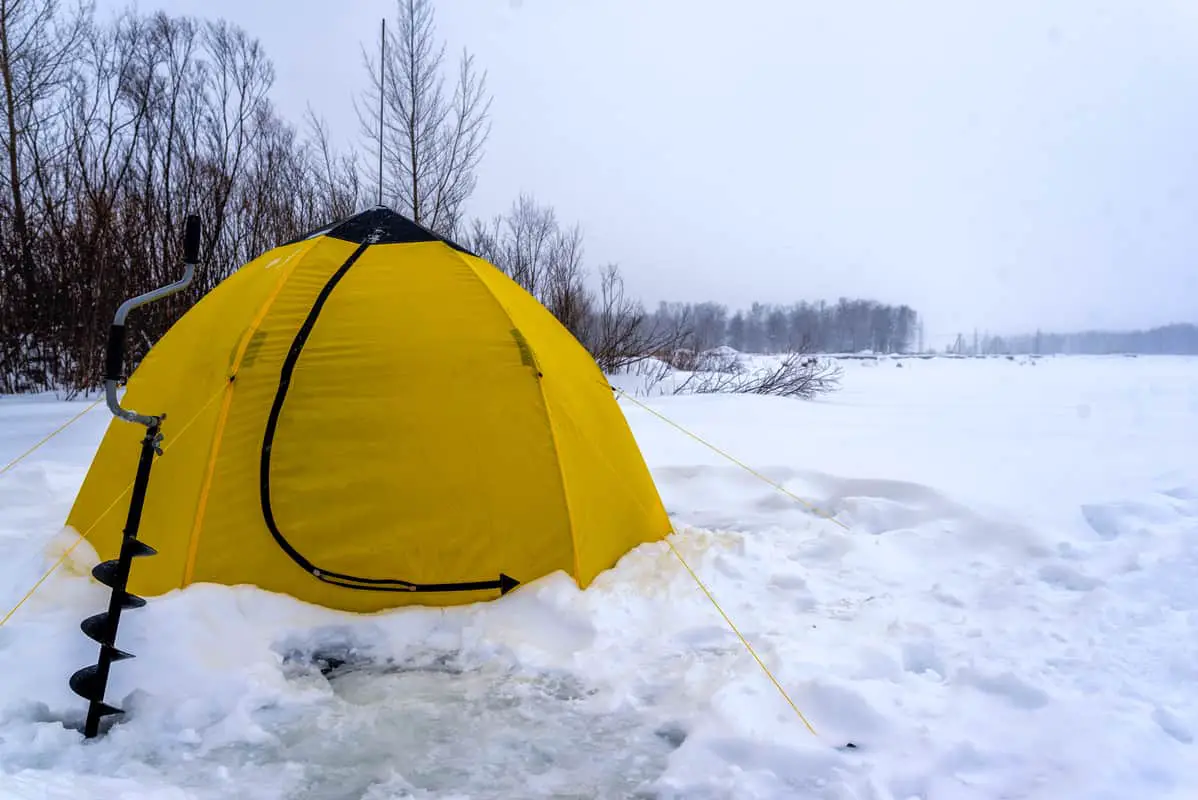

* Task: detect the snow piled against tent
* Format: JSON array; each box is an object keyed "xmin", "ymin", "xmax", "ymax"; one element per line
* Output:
[{"xmin": 2, "ymin": 354, "xmax": 1198, "ymax": 799}]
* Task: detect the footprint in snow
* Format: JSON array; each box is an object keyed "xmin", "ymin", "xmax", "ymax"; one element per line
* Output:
[
  {"xmin": 1079, "ymin": 503, "xmax": 1127, "ymax": 540},
  {"xmin": 756, "ymin": 492, "xmax": 809, "ymax": 513},
  {"xmin": 767, "ymin": 571, "xmax": 806, "ymax": 590},
  {"xmin": 1055, "ymin": 541, "xmax": 1087, "ymax": 561},
  {"xmin": 794, "ymin": 532, "xmax": 854, "ymax": 563},
  {"xmin": 712, "ymin": 554, "xmax": 744, "ymax": 580},
  {"xmin": 835, "ymin": 496, "xmax": 930, "ymax": 536},
  {"xmin": 1038, "ymin": 562, "xmax": 1103, "ymax": 592},
  {"xmin": 1080, "ymin": 500, "xmax": 1180, "ymax": 541},
  {"xmin": 901, "ymin": 639, "xmax": 946, "ymax": 680},
  {"xmin": 674, "ymin": 625, "xmax": 740, "ymax": 656},
  {"xmin": 1152, "ymin": 707, "xmax": 1193, "ymax": 744},
  {"xmin": 767, "ymin": 572, "xmax": 817, "ymax": 611},
  {"xmin": 955, "ymin": 668, "xmax": 1049, "ymax": 710},
  {"xmin": 698, "ymin": 737, "xmax": 850, "ymax": 796},
  {"xmin": 795, "ymin": 679, "xmax": 888, "ymax": 741},
  {"xmin": 1160, "ymin": 486, "xmax": 1197, "ymax": 503},
  {"xmin": 886, "ymin": 741, "xmax": 1000, "ymax": 799},
  {"xmin": 930, "ymin": 583, "xmax": 965, "ymax": 608}
]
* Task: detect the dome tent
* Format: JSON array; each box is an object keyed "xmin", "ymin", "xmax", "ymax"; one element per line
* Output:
[{"xmin": 66, "ymin": 206, "xmax": 671, "ymax": 613}]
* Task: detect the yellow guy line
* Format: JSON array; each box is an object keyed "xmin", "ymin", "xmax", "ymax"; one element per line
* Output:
[
  {"xmin": 0, "ymin": 396, "xmax": 104, "ymax": 478},
  {"xmin": 612, "ymin": 384, "xmax": 849, "ymax": 531},
  {"xmin": 0, "ymin": 383, "xmax": 228, "ymax": 629},
  {"xmin": 0, "ymin": 478, "xmax": 134, "ymax": 628},
  {"xmin": 667, "ymin": 537, "xmax": 818, "ymax": 735},
  {"xmin": 605, "ymin": 382, "xmax": 839, "ymax": 737}
]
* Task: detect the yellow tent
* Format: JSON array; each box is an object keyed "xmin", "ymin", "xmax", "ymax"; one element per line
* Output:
[{"xmin": 67, "ymin": 207, "xmax": 671, "ymax": 612}]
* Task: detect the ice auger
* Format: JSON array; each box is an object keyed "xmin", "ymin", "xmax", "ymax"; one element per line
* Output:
[{"xmin": 69, "ymin": 215, "xmax": 201, "ymax": 739}]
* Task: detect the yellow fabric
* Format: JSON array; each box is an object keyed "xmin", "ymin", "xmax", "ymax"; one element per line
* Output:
[
  {"xmin": 465, "ymin": 256, "xmax": 673, "ymax": 586},
  {"xmin": 66, "ymin": 228, "xmax": 670, "ymax": 612}
]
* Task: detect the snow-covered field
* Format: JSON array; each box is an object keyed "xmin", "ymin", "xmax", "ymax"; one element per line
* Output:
[{"xmin": 1, "ymin": 355, "xmax": 1196, "ymax": 799}]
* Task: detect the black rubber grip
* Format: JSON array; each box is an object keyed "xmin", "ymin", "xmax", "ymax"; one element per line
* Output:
[
  {"xmin": 184, "ymin": 214, "xmax": 201, "ymax": 263},
  {"xmin": 105, "ymin": 324, "xmax": 125, "ymax": 382}
]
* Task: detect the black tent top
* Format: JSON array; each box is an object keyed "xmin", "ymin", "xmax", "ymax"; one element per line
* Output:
[{"xmin": 280, "ymin": 206, "xmax": 474, "ymax": 254}]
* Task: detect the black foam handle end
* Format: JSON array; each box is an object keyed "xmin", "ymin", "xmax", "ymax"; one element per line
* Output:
[
  {"xmin": 104, "ymin": 324, "xmax": 125, "ymax": 382},
  {"xmin": 184, "ymin": 214, "xmax": 201, "ymax": 263}
]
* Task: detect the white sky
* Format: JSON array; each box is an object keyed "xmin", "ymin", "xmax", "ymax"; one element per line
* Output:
[{"xmin": 104, "ymin": 0, "xmax": 1198, "ymax": 343}]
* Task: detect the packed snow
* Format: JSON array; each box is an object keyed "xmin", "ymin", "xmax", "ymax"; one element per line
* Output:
[{"xmin": 1, "ymin": 354, "xmax": 1197, "ymax": 799}]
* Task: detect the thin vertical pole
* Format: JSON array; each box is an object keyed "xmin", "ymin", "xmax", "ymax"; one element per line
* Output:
[{"xmin": 378, "ymin": 17, "xmax": 385, "ymax": 206}]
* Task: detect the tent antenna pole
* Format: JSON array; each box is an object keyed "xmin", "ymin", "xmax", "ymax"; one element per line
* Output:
[
  {"xmin": 69, "ymin": 215, "xmax": 202, "ymax": 739},
  {"xmin": 378, "ymin": 16, "xmax": 385, "ymax": 206}
]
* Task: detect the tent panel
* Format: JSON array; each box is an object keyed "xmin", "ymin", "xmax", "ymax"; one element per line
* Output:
[
  {"xmin": 462, "ymin": 254, "xmax": 673, "ymax": 586},
  {"xmin": 192, "ymin": 241, "xmax": 572, "ymax": 611},
  {"xmin": 65, "ymin": 236, "xmax": 324, "ymax": 595}
]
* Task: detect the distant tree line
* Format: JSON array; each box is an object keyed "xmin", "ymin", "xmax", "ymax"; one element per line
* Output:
[
  {"xmin": 648, "ymin": 300, "xmax": 922, "ymax": 355},
  {"xmin": 467, "ymin": 196, "xmax": 924, "ymax": 365},
  {"xmin": 949, "ymin": 324, "xmax": 1198, "ymax": 356}
]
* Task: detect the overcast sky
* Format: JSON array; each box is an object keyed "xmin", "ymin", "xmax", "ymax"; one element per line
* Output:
[{"xmin": 103, "ymin": 0, "xmax": 1198, "ymax": 343}]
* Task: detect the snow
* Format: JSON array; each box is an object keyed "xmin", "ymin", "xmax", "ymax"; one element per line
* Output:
[{"xmin": 2, "ymin": 355, "xmax": 1197, "ymax": 799}]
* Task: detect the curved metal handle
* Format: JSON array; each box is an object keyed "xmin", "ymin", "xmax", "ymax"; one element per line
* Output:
[{"xmin": 105, "ymin": 214, "xmax": 201, "ymax": 426}]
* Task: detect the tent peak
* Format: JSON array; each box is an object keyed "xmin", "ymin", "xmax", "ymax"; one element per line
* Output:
[
  {"xmin": 326, "ymin": 207, "xmax": 474, "ymax": 254},
  {"xmin": 279, "ymin": 207, "xmax": 475, "ymax": 255}
]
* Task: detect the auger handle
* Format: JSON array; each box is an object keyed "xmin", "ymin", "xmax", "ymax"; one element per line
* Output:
[
  {"xmin": 183, "ymin": 214, "xmax": 201, "ymax": 265},
  {"xmin": 104, "ymin": 214, "xmax": 201, "ymax": 427}
]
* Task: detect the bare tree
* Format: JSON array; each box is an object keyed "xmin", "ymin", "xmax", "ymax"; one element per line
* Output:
[
  {"xmin": 0, "ymin": 6, "xmax": 374, "ymax": 394},
  {"xmin": 689, "ymin": 302, "xmax": 728, "ymax": 352},
  {"xmin": 304, "ymin": 106, "xmax": 361, "ymax": 222},
  {"xmin": 541, "ymin": 221, "xmax": 590, "ymax": 334},
  {"xmin": 467, "ymin": 193, "xmax": 595, "ymax": 343},
  {"xmin": 357, "ymin": 0, "xmax": 490, "ymax": 236},
  {"xmin": 0, "ymin": 0, "xmax": 87, "ymax": 274},
  {"xmin": 581, "ymin": 264, "xmax": 693, "ymax": 374},
  {"xmin": 0, "ymin": 0, "xmax": 88, "ymax": 389},
  {"xmin": 469, "ymin": 193, "xmax": 562, "ymax": 296},
  {"xmin": 198, "ymin": 18, "xmax": 272, "ymax": 267},
  {"xmin": 465, "ymin": 195, "xmax": 693, "ymax": 373}
]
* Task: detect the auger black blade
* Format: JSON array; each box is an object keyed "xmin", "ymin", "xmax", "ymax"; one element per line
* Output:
[
  {"xmin": 125, "ymin": 539, "xmax": 157, "ymax": 558},
  {"xmin": 73, "ymin": 419, "xmax": 164, "ymax": 739},
  {"xmin": 104, "ymin": 644, "xmax": 135, "ymax": 662},
  {"xmin": 120, "ymin": 593, "xmax": 146, "ymax": 610},
  {"xmin": 93, "ymin": 702, "xmax": 124, "ymax": 719},
  {"xmin": 79, "ymin": 621, "xmax": 135, "ymax": 660},
  {"xmin": 80, "ymin": 613, "xmax": 114, "ymax": 646},
  {"xmin": 92, "ymin": 545, "xmax": 155, "ymax": 589},
  {"xmin": 69, "ymin": 663, "xmax": 126, "ymax": 719},
  {"xmin": 92, "ymin": 560, "xmax": 120, "ymax": 588},
  {"xmin": 69, "ymin": 664, "xmax": 104, "ymax": 701},
  {"xmin": 85, "ymin": 586, "xmax": 149, "ymax": 612},
  {"xmin": 81, "ymin": 608, "xmax": 141, "ymax": 648}
]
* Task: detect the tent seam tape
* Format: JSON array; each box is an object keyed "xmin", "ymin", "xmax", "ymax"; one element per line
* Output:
[
  {"xmin": 180, "ymin": 239, "xmax": 318, "ymax": 587},
  {"xmin": 450, "ymin": 247, "xmax": 582, "ymax": 582},
  {"xmin": 531, "ymin": 373, "xmax": 581, "ymax": 582},
  {"xmin": 181, "ymin": 383, "xmax": 235, "ymax": 586}
]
